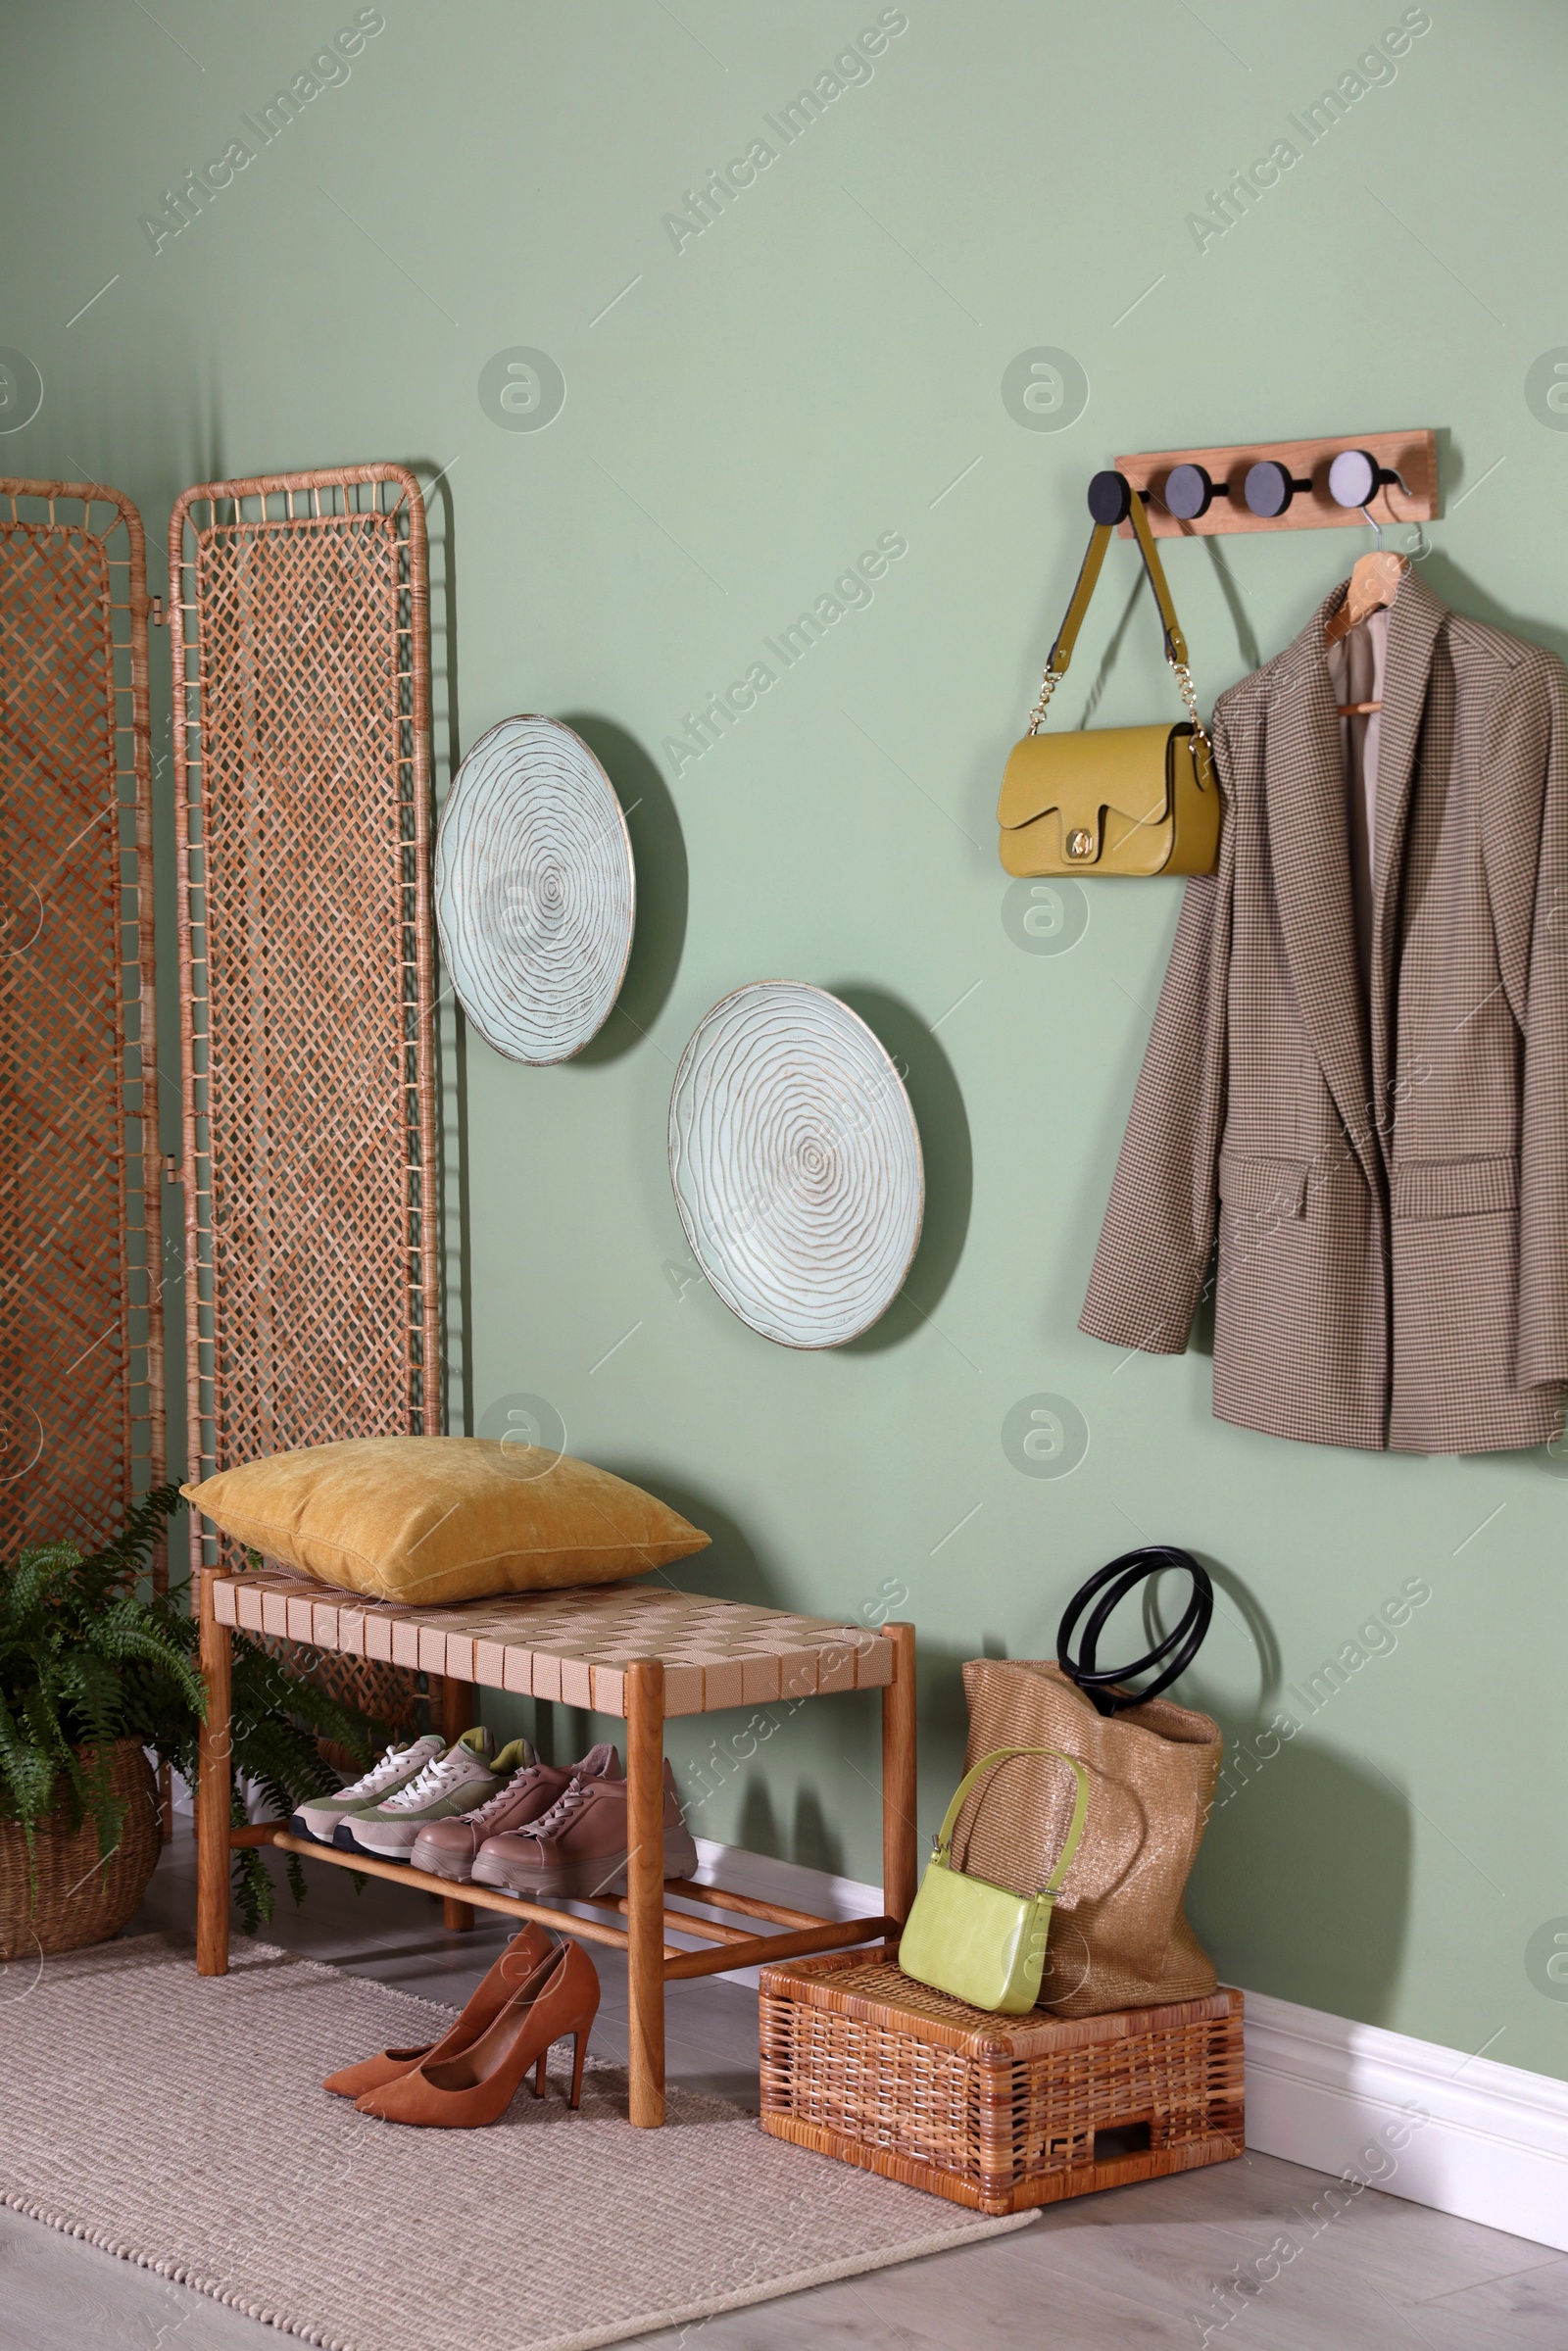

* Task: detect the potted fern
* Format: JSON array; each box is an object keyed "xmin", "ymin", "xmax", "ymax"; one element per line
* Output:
[{"xmin": 0, "ymin": 1485, "xmax": 382, "ymax": 1953}]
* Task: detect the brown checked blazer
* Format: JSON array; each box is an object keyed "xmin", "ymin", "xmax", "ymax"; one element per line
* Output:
[{"xmin": 1080, "ymin": 570, "xmax": 1568, "ymax": 1454}]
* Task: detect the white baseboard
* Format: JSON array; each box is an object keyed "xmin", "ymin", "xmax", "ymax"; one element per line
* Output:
[
  {"xmin": 1244, "ymin": 1987, "xmax": 1568, "ymax": 2253},
  {"xmin": 160, "ymin": 1762, "xmax": 271, "ymax": 1823},
  {"xmin": 691, "ymin": 1839, "xmax": 1568, "ymax": 2253}
]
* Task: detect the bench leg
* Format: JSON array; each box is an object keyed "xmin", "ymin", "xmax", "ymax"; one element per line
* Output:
[
  {"xmin": 196, "ymin": 1568, "xmax": 232, "ymax": 1975},
  {"xmin": 439, "ymin": 1674, "xmax": 476, "ymax": 1932},
  {"xmin": 625, "ymin": 1659, "xmax": 666, "ymax": 2127},
  {"xmin": 881, "ymin": 1621, "xmax": 918, "ymax": 1930}
]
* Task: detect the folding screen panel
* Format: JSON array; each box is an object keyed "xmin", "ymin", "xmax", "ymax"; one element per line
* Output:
[
  {"xmin": 0, "ymin": 478, "xmax": 163, "ymax": 1554},
  {"xmin": 171, "ymin": 465, "xmax": 440, "ymax": 1582}
]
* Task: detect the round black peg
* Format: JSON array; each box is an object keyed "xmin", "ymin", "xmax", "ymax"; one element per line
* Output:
[
  {"xmin": 1328, "ymin": 449, "xmax": 1379, "ymax": 510},
  {"xmin": 1165, "ymin": 463, "xmax": 1217, "ymax": 521},
  {"xmin": 1087, "ymin": 468, "xmax": 1134, "ymax": 526},
  {"xmin": 1244, "ymin": 460, "xmax": 1312, "ymax": 518},
  {"xmin": 1328, "ymin": 448, "xmax": 1412, "ymax": 511}
]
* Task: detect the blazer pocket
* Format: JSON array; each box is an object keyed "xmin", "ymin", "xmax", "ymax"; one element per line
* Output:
[
  {"xmin": 1218, "ymin": 1154, "xmax": 1309, "ymax": 1220},
  {"xmin": 1392, "ymin": 1154, "xmax": 1519, "ymax": 1219}
]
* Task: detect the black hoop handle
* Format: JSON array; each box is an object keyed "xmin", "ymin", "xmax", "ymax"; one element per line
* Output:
[{"xmin": 1055, "ymin": 1545, "xmax": 1213, "ymax": 1718}]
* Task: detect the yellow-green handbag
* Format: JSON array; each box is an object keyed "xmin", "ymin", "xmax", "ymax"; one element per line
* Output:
[
  {"xmin": 998, "ymin": 476, "xmax": 1220, "ymax": 878},
  {"xmin": 897, "ymin": 1744, "xmax": 1090, "ymax": 2014}
]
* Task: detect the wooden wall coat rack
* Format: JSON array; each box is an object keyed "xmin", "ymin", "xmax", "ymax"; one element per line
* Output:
[{"xmin": 1110, "ymin": 428, "xmax": 1437, "ymax": 539}]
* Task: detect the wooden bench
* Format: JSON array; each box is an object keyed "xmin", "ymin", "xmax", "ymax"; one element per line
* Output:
[{"xmin": 196, "ymin": 1567, "xmax": 917, "ymax": 2127}]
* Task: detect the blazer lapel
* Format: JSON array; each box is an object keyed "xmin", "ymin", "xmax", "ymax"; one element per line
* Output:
[
  {"xmin": 1368, "ymin": 568, "xmax": 1446, "ymax": 1118},
  {"xmin": 1265, "ymin": 589, "xmax": 1379, "ymax": 1192}
]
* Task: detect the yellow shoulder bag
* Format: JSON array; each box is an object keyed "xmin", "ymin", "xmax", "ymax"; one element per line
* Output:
[{"xmin": 998, "ymin": 473, "xmax": 1221, "ymax": 878}]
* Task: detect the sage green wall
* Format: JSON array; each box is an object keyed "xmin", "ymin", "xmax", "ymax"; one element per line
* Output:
[{"xmin": 9, "ymin": 0, "xmax": 1567, "ymax": 2080}]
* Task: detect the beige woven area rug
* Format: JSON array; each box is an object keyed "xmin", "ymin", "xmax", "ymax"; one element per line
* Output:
[{"xmin": 2, "ymin": 1933, "xmax": 1031, "ymax": 2351}]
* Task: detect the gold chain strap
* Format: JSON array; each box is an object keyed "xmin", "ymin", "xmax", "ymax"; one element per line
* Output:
[
  {"xmin": 1029, "ymin": 655, "xmax": 1210, "ymax": 748},
  {"xmin": 1026, "ymin": 668, "xmax": 1063, "ymax": 736},
  {"xmin": 1170, "ymin": 659, "xmax": 1211, "ymax": 753}
]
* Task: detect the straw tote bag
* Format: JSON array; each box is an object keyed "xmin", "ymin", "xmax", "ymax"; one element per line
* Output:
[{"xmin": 956, "ymin": 1658, "xmax": 1223, "ymax": 2018}]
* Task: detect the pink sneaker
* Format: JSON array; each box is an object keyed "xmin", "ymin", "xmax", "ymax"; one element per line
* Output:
[
  {"xmin": 412, "ymin": 1742, "xmax": 621, "ymax": 1883},
  {"xmin": 470, "ymin": 1760, "xmax": 698, "ymax": 1899}
]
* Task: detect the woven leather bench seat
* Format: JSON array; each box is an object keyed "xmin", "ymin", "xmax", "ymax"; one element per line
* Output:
[{"xmin": 211, "ymin": 1568, "xmax": 896, "ymax": 1718}]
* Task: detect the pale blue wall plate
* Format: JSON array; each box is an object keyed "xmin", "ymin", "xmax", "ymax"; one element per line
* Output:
[
  {"xmin": 435, "ymin": 715, "xmax": 634, "ymax": 1065},
  {"xmin": 669, "ymin": 982, "xmax": 924, "ymax": 1349}
]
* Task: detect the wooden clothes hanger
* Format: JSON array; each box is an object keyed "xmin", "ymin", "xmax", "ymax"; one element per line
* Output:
[{"xmin": 1325, "ymin": 503, "xmax": 1409, "ymax": 711}]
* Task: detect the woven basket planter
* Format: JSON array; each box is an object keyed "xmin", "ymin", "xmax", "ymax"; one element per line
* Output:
[{"xmin": 0, "ymin": 1739, "xmax": 161, "ymax": 1960}]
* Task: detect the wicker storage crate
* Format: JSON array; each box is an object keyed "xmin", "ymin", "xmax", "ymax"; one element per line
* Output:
[{"xmin": 760, "ymin": 1949, "xmax": 1243, "ymax": 2216}]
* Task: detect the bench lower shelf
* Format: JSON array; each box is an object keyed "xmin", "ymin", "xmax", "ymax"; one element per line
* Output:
[{"xmin": 266, "ymin": 1830, "xmax": 894, "ymax": 1983}]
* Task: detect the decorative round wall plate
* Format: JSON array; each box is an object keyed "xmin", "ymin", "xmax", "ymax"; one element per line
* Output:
[
  {"xmin": 434, "ymin": 715, "xmax": 634, "ymax": 1065},
  {"xmin": 668, "ymin": 982, "xmax": 924, "ymax": 1348}
]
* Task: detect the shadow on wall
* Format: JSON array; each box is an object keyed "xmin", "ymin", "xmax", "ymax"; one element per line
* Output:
[
  {"xmin": 418, "ymin": 460, "xmax": 475, "ymax": 1435},
  {"xmin": 1413, "ymin": 552, "xmax": 1568, "ymax": 670},
  {"xmin": 604, "ymin": 1466, "xmax": 893, "ymax": 1877},
  {"xmin": 1186, "ymin": 1738, "xmax": 1411, "ymax": 2024},
  {"xmin": 739, "ymin": 1780, "xmax": 849, "ymax": 1884},
  {"xmin": 604, "ymin": 1467, "xmax": 771, "ymax": 1611},
  {"xmin": 915, "ymin": 1634, "xmax": 987, "ymax": 1779},
  {"xmin": 561, "ymin": 713, "xmax": 687, "ymax": 1063},
  {"xmin": 1414, "ymin": 432, "xmax": 1568, "ymax": 667},
  {"xmin": 419, "ymin": 461, "xmax": 463, "ymax": 787},
  {"xmin": 828, "ymin": 983, "xmax": 973, "ymax": 1349},
  {"xmin": 1137, "ymin": 1553, "xmax": 1412, "ymax": 2017},
  {"xmin": 1152, "ymin": 1550, "xmax": 1284, "ymax": 1717},
  {"xmin": 1201, "ymin": 536, "xmax": 1263, "ymax": 675}
]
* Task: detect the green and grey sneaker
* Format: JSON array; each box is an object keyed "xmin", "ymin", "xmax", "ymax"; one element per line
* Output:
[
  {"xmin": 290, "ymin": 1734, "xmax": 445, "ymax": 1845},
  {"xmin": 339, "ymin": 1729, "xmax": 531, "ymax": 1861}
]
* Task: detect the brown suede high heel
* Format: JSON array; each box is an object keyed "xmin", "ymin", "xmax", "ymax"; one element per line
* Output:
[
  {"xmin": 322, "ymin": 1923, "xmax": 554, "ymax": 2098},
  {"xmin": 355, "ymin": 1938, "xmax": 599, "ymax": 2127}
]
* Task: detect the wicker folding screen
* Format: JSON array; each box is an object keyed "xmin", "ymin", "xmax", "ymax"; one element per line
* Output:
[
  {"xmin": 0, "ymin": 479, "xmax": 164, "ymax": 1556},
  {"xmin": 171, "ymin": 466, "xmax": 440, "ymax": 1725}
]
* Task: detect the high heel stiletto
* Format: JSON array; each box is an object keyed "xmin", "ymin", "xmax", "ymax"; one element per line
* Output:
[
  {"xmin": 322, "ymin": 1923, "xmax": 554, "ymax": 2098},
  {"xmin": 354, "ymin": 1938, "xmax": 599, "ymax": 2127}
]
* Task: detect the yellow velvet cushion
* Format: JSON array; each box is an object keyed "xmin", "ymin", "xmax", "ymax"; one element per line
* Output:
[{"xmin": 180, "ymin": 1436, "xmax": 710, "ymax": 1605}]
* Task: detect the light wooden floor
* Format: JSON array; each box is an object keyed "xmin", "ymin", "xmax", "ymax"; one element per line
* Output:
[{"xmin": 5, "ymin": 1831, "xmax": 1565, "ymax": 2351}]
